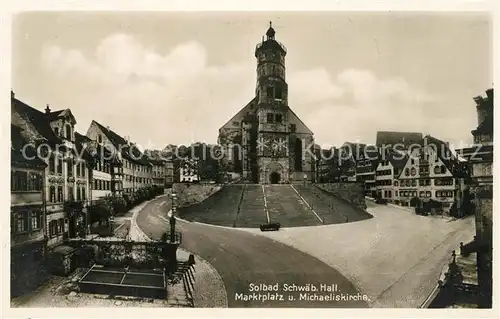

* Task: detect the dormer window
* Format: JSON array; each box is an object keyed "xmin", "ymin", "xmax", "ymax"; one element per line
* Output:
[
  {"xmin": 65, "ymin": 124, "xmax": 72, "ymax": 140},
  {"xmin": 97, "ymin": 134, "xmax": 103, "ymax": 144}
]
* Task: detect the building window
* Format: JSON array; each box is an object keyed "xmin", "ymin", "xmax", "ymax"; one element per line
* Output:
[
  {"xmin": 65, "ymin": 124, "xmax": 72, "ymax": 140},
  {"xmin": 76, "ymin": 162, "xmax": 81, "ymax": 177},
  {"xmin": 275, "ymin": 114, "xmax": 283, "ymax": 123},
  {"xmin": 440, "ymin": 166, "xmax": 446, "ymax": 174},
  {"xmin": 58, "ymin": 218, "xmax": 65, "ymax": 234},
  {"xmin": 57, "ymin": 157, "xmax": 63, "ymax": 174},
  {"xmin": 394, "ymin": 181, "xmax": 399, "ymax": 187},
  {"xmin": 82, "ymin": 187, "xmax": 86, "ymax": 200},
  {"xmin": 275, "ymin": 86, "xmax": 283, "ymax": 100},
  {"xmin": 290, "ymin": 124, "xmax": 296, "ymax": 132},
  {"xmin": 49, "ymin": 220, "xmax": 57, "ymax": 237},
  {"xmin": 405, "ymin": 168, "xmax": 409, "ymax": 176},
  {"xmin": 98, "ymin": 134, "xmax": 102, "ymax": 143},
  {"xmin": 82, "ymin": 163, "xmax": 86, "ymax": 177},
  {"xmin": 67, "ymin": 186, "xmax": 74, "ymax": 201},
  {"xmin": 31, "ymin": 211, "xmax": 41, "ymax": 230},
  {"xmin": 57, "ymin": 186, "xmax": 64, "ymax": 202},
  {"xmin": 15, "ymin": 212, "xmax": 27, "ymax": 233},
  {"xmin": 68, "ymin": 159, "xmax": 74, "ymax": 177},
  {"xmin": 410, "ymin": 167, "xmax": 416, "ymax": 176},
  {"xmin": 11, "ymin": 170, "xmax": 27, "ymax": 191},
  {"xmin": 49, "ymin": 155, "xmax": 56, "ymax": 173},
  {"xmin": 266, "ymin": 87, "xmax": 274, "ymax": 98},
  {"xmin": 294, "ymin": 138, "xmax": 303, "ymax": 171},
  {"xmin": 267, "ymin": 113, "xmax": 274, "ymax": 123},
  {"xmin": 49, "ymin": 186, "xmax": 56, "ymax": 203},
  {"xmin": 76, "ymin": 187, "xmax": 81, "ymax": 201}
]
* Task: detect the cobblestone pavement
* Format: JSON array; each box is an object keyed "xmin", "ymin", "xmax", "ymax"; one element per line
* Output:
[{"xmin": 241, "ymin": 199, "xmax": 475, "ymax": 307}]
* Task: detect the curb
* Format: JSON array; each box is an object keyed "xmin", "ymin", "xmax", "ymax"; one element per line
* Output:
[{"xmin": 130, "ymin": 196, "xmax": 229, "ymax": 308}]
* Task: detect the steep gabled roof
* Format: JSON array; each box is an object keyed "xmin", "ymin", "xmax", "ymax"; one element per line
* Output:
[
  {"xmin": 11, "ymin": 96, "xmax": 62, "ymax": 146},
  {"xmin": 219, "ymin": 97, "xmax": 257, "ymax": 130},
  {"xmin": 44, "ymin": 110, "xmax": 65, "ymax": 121},
  {"xmin": 382, "ymin": 148, "xmax": 408, "ymax": 170},
  {"xmin": 92, "ymin": 120, "xmax": 128, "ymax": 148},
  {"xmin": 11, "ymin": 124, "xmax": 46, "ymax": 168},
  {"xmin": 92, "ymin": 121, "xmax": 151, "ymax": 166}
]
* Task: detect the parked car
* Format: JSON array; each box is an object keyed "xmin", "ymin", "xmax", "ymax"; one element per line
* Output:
[{"xmin": 375, "ymin": 198, "xmax": 388, "ymax": 205}]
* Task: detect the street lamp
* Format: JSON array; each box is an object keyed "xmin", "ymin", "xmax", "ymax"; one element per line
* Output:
[{"xmin": 169, "ymin": 192, "xmax": 177, "ymax": 243}]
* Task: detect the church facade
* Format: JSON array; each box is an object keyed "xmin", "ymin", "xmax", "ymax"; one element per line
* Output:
[{"xmin": 218, "ymin": 23, "xmax": 315, "ymax": 184}]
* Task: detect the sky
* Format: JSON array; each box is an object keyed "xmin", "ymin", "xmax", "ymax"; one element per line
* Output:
[{"xmin": 12, "ymin": 11, "xmax": 492, "ymax": 151}]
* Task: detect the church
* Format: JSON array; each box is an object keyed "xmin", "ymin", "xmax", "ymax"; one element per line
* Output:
[{"xmin": 218, "ymin": 23, "xmax": 315, "ymax": 184}]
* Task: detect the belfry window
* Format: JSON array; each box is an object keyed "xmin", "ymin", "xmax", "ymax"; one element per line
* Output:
[
  {"xmin": 275, "ymin": 87, "xmax": 283, "ymax": 100},
  {"xmin": 266, "ymin": 87, "xmax": 274, "ymax": 98},
  {"xmin": 267, "ymin": 113, "xmax": 274, "ymax": 123},
  {"xmin": 275, "ymin": 114, "xmax": 283, "ymax": 123}
]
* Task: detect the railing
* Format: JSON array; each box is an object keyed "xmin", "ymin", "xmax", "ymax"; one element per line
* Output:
[
  {"xmin": 255, "ymin": 40, "xmax": 287, "ymax": 53},
  {"xmin": 460, "ymin": 237, "xmax": 478, "ymax": 256}
]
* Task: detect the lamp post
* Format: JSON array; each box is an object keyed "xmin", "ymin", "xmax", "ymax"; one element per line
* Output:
[{"xmin": 169, "ymin": 192, "xmax": 177, "ymax": 243}]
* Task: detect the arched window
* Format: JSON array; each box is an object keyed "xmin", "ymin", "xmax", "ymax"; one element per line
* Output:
[
  {"xmin": 394, "ymin": 181, "xmax": 399, "ymax": 187},
  {"xmin": 294, "ymin": 138, "xmax": 303, "ymax": 171},
  {"xmin": 49, "ymin": 186, "xmax": 56, "ymax": 203},
  {"xmin": 405, "ymin": 168, "xmax": 409, "ymax": 176},
  {"xmin": 233, "ymin": 144, "xmax": 242, "ymax": 173},
  {"xmin": 410, "ymin": 167, "xmax": 416, "ymax": 176}
]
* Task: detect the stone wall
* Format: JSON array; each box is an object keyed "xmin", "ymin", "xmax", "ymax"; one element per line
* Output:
[
  {"xmin": 172, "ymin": 183, "xmax": 222, "ymax": 208},
  {"xmin": 315, "ymin": 182, "xmax": 367, "ymax": 211}
]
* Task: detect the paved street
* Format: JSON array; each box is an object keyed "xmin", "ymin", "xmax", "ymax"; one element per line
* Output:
[
  {"xmin": 136, "ymin": 196, "xmax": 368, "ymax": 308},
  {"xmin": 243, "ymin": 200, "xmax": 475, "ymax": 307}
]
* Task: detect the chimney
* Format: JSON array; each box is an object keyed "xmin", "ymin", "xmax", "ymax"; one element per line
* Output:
[
  {"xmin": 485, "ymin": 88, "xmax": 493, "ymax": 101},
  {"xmin": 106, "ymin": 125, "xmax": 110, "ymax": 131},
  {"xmin": 11, "ymin": 90, "xmax": 15, "ymax": 99},
  {"xmin": 45, "ymin": 104, "xmax": 51, "ymax": 114}
]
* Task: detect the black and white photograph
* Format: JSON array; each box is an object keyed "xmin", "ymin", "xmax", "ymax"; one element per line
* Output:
[{"xmin": 4, "ymin": 3, "xmax": 497, "ymax": 316}]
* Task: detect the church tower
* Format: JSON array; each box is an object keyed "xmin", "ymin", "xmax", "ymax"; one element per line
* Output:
[
  {"xmin": 254, "ymin": 22, "xmax": 291, "ymax": 183},
  {"xmin": 218, "ymin": 22, "xmax": 315, "ymax": 184}
]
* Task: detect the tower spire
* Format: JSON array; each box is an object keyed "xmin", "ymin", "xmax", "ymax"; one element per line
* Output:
[{"xmin": 266, "ymin": 21, "xmax": 276, "ymax": 40}]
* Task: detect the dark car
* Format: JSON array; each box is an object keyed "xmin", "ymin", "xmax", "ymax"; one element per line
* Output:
[{"xmin": 375, "ymin": 198, "xmax": 388, "ymax": 205}]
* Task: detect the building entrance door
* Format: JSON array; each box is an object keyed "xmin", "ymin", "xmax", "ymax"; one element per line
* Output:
[{"xmin": 269, "ymin": 172, "xmax": 281, "ymax": 184}]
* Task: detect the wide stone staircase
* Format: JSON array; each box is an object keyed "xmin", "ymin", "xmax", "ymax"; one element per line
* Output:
[
  {"xmin": 166, "ymin": 261, "xmax": 195, "ymax": 307},
  {"xmin": 295, "ymin": 184, "xmax": 372, "ymax": 224},
  {"xmin": 293, "ymin": 185, "xmax": 346, "ymax": 224},
  {"xmin": 235, "ymin": 185, "xmax": 267, "ymax": 227},
  {"xmin": 265, "ymin": 185, "xmax": 322, "ymax": 227},
  {"xmin": 179, "ymin": 185, "xmax": 243, "ymax": 226}
]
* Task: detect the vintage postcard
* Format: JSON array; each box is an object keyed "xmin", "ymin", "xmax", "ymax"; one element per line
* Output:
[{"xmin": 3, "ymin": 1, "xmax": 498, "ymax": 318}]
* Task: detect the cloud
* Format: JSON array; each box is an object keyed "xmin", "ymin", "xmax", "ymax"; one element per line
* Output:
[{"xmin": 40, "ymin": 33, "xmax": 437, "ymax": 148}]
